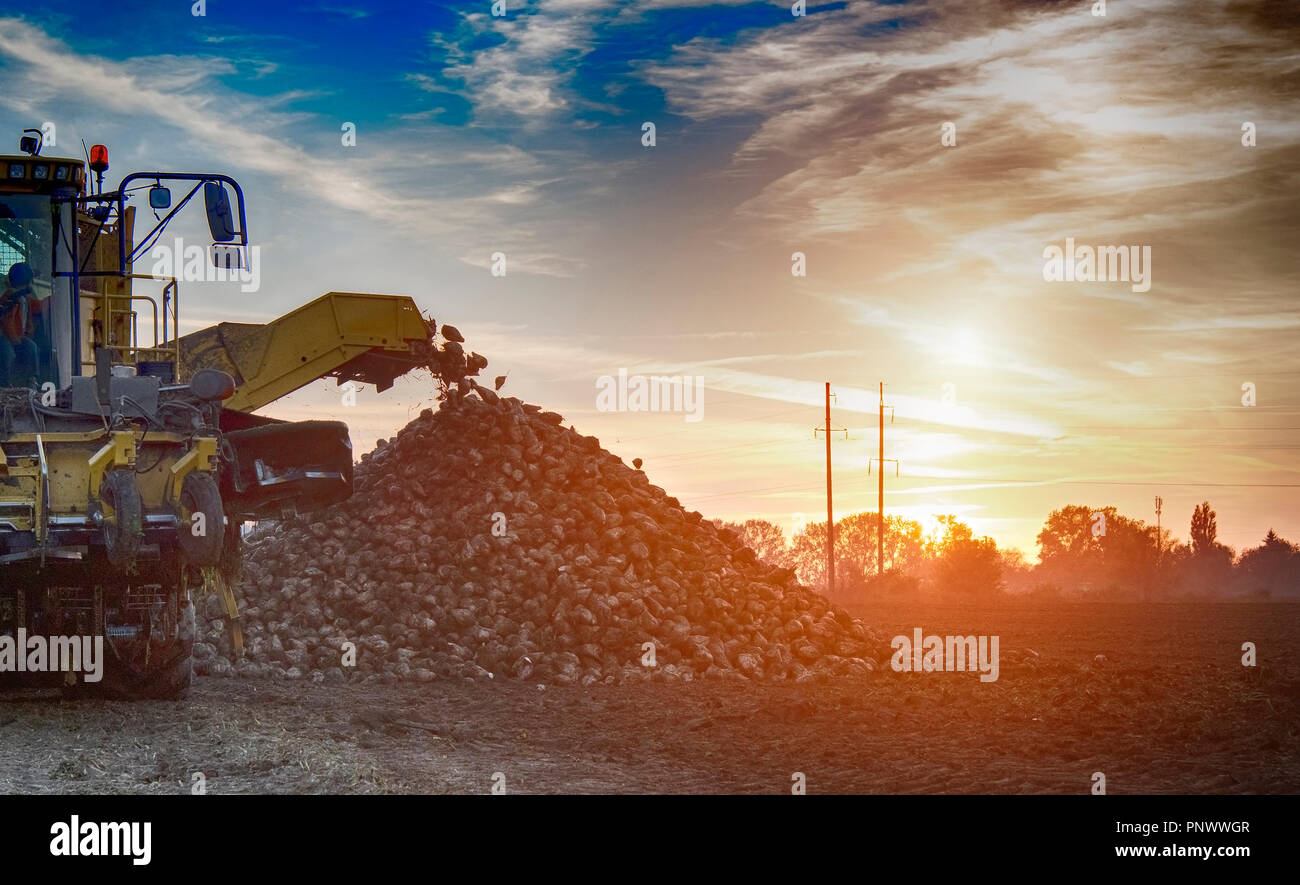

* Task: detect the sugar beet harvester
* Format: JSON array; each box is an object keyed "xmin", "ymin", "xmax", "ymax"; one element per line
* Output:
[{"xmin": 0, "ymin": 129, "xmax": 468, "ymax": 698}]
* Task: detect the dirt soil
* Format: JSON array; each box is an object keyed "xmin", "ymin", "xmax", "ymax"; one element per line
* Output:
[{"xmin": 1, "ymin": 602, "xmax": 1296, "ymax": 794}]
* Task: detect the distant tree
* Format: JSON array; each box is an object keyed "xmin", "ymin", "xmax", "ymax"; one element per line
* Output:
[
  {"xmin": 1182, "ymin": 501, "xmax": 1234, "ymax": 596},
  {"xmin": 1100, "ymin": 512, "xmax": 1164, "ymax": 599},
  {"xmin": 1034, "ymin": 505, "xmax": 1160, "ymax": 598},
  {"xmin": 1235, "ymin": 529, "xmax": 1299, "ymax": 599},
  {"xmin": 737, "ymin": 519, "xmax": 789, "ymax": 566},
  {"xmin": 931, "ymin": 514, "xmax": 1003, "ymax": 596},
  {"xmin": 936, "ymin": 537, "xmax": 1003, "ymax": 596},
  {"xmin": 787, "ymin": 519, "xmax": 831, "ymax": 591},
  {"xmin": 1190, "ymin": 502, "xmax": 1218, "ymax": 556},
  {"xmin": 1034, "ymin": 504, "xmax": 1106, "ymax": 594},
  {"xmin": 1000, "ymin": 547, "xmax": 1028, "ymax": 570},
  {"xmin": 713, "ymin": 518, "xmax": 790, "ymax": 568},
  {"xmin": 932, "ymin": 514, "xmax": 972, "ymax": 549},
  {"xmin": 1036, "ymin": 505, "xmax": 1106, "ymax": 568},
  {"xmin": 999, "ymin": 547, "xmax": 1034, "ymax": 594},
  {"xmin": 784, "ymin": 512, "xmax": 927, "ymax": 597},
  {"xmin": 833, "ymin": 512, "xmax": 926, "ymax": 578}
]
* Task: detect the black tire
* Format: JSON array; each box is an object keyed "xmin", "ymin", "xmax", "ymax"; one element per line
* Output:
[
  {"xmin": 178, "ymin": 471, "xmax": 224, "ymax": 566},
  {"xmin": 100, "ymin": 469, "xmax": 143, "ymax": 570},
  {"xmin": 97, "ymin": 601, "xmax": 196, "ymax": 701}
]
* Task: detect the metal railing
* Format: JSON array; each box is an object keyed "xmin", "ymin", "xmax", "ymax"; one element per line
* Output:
[{"xmin": 81, "ymin": 273, "xmax": 180, "ymax": 374}]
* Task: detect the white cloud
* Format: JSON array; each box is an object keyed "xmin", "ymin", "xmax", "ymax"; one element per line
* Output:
[{"xmin": 0, "ymin": 17, "xmax": 596, "ymax": 278}]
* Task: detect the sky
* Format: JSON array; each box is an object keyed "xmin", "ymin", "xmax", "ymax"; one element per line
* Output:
[{"xmin": 0, "ymin": 0, "xmax": 1297, "ymax": 559}]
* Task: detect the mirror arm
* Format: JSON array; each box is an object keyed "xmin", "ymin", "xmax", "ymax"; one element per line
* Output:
[
  {"xmin": 116, "ymin": 171, "xmax": 249, "ymax": 268},
  {"xmin": 126, "ymin": 181, "xmax": 203, "ymax": 266}
]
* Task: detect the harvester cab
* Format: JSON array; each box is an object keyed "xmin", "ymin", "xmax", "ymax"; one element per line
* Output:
[
  {"xmin": 0, "ymin": 128, "xmax": 459, "ymax": 699},
  {"xmin": 0, "ymin": 134, "xmax": 248, "ymax": 388}
]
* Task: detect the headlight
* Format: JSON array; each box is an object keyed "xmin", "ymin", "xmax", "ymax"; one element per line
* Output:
[
  {"xmin": 33, "ymin": 165, "xmax": 49, "ymax": 180},
  {"xmin": 7, "ymin": 163, "xmax": 24, "ymax": 178}
]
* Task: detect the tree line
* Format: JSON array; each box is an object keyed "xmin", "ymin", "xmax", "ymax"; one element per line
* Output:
[{"xmin": 713, "ymin": 501, "xmax": 1299, "ymax": 602}]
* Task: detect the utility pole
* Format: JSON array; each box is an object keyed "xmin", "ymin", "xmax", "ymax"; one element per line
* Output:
[
  {"xmin": 812, "ymin": 382, "xmax": 846, "ymax": 595},
  {"xmin": 868, "ymin": 382, "xmax": 897, "ymax": 577},
  {"xmin": 1155, "ymin": 496, "xmax": 1163, "ymax": 563}
]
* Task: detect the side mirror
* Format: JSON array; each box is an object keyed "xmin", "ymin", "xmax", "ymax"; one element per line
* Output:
[
  {"xmin": 204, "ymin": 181, "xmax": 237, "ymax": 242},
  {"xmin": 149, "ymin": 186, "xmax": 172, "ymax": 210}
]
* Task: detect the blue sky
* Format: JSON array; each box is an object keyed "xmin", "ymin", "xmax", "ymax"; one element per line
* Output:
[{"xmin": 2, "ymin": 0, "xmax": 1297, "ymax": 556}]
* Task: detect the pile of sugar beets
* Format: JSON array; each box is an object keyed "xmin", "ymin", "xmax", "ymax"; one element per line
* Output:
[{"xmin": 194, "ymin": 323, "xmax": 888, "ymax": 685}]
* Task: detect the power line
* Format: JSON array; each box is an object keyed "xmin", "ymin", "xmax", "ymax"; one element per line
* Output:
[
  {"xmin": 621, "ymin": 435, "xmax": 1300, "ymax": 473},
  {"xmin": 607, "ymin": 411, "xmax": 1300, "ymax": 450},
  {"xmin": 681, "ymin": 475, "xmax": 1300, "ymax": 504},
  {"xmin": 882, "ymin": 478, "xmax": 1300, "ymax": 492}
]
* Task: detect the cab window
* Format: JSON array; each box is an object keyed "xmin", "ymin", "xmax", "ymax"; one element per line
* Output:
[{"xmin": 0, "ymin": 195, "xmax": 56, "ymax": 389}]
